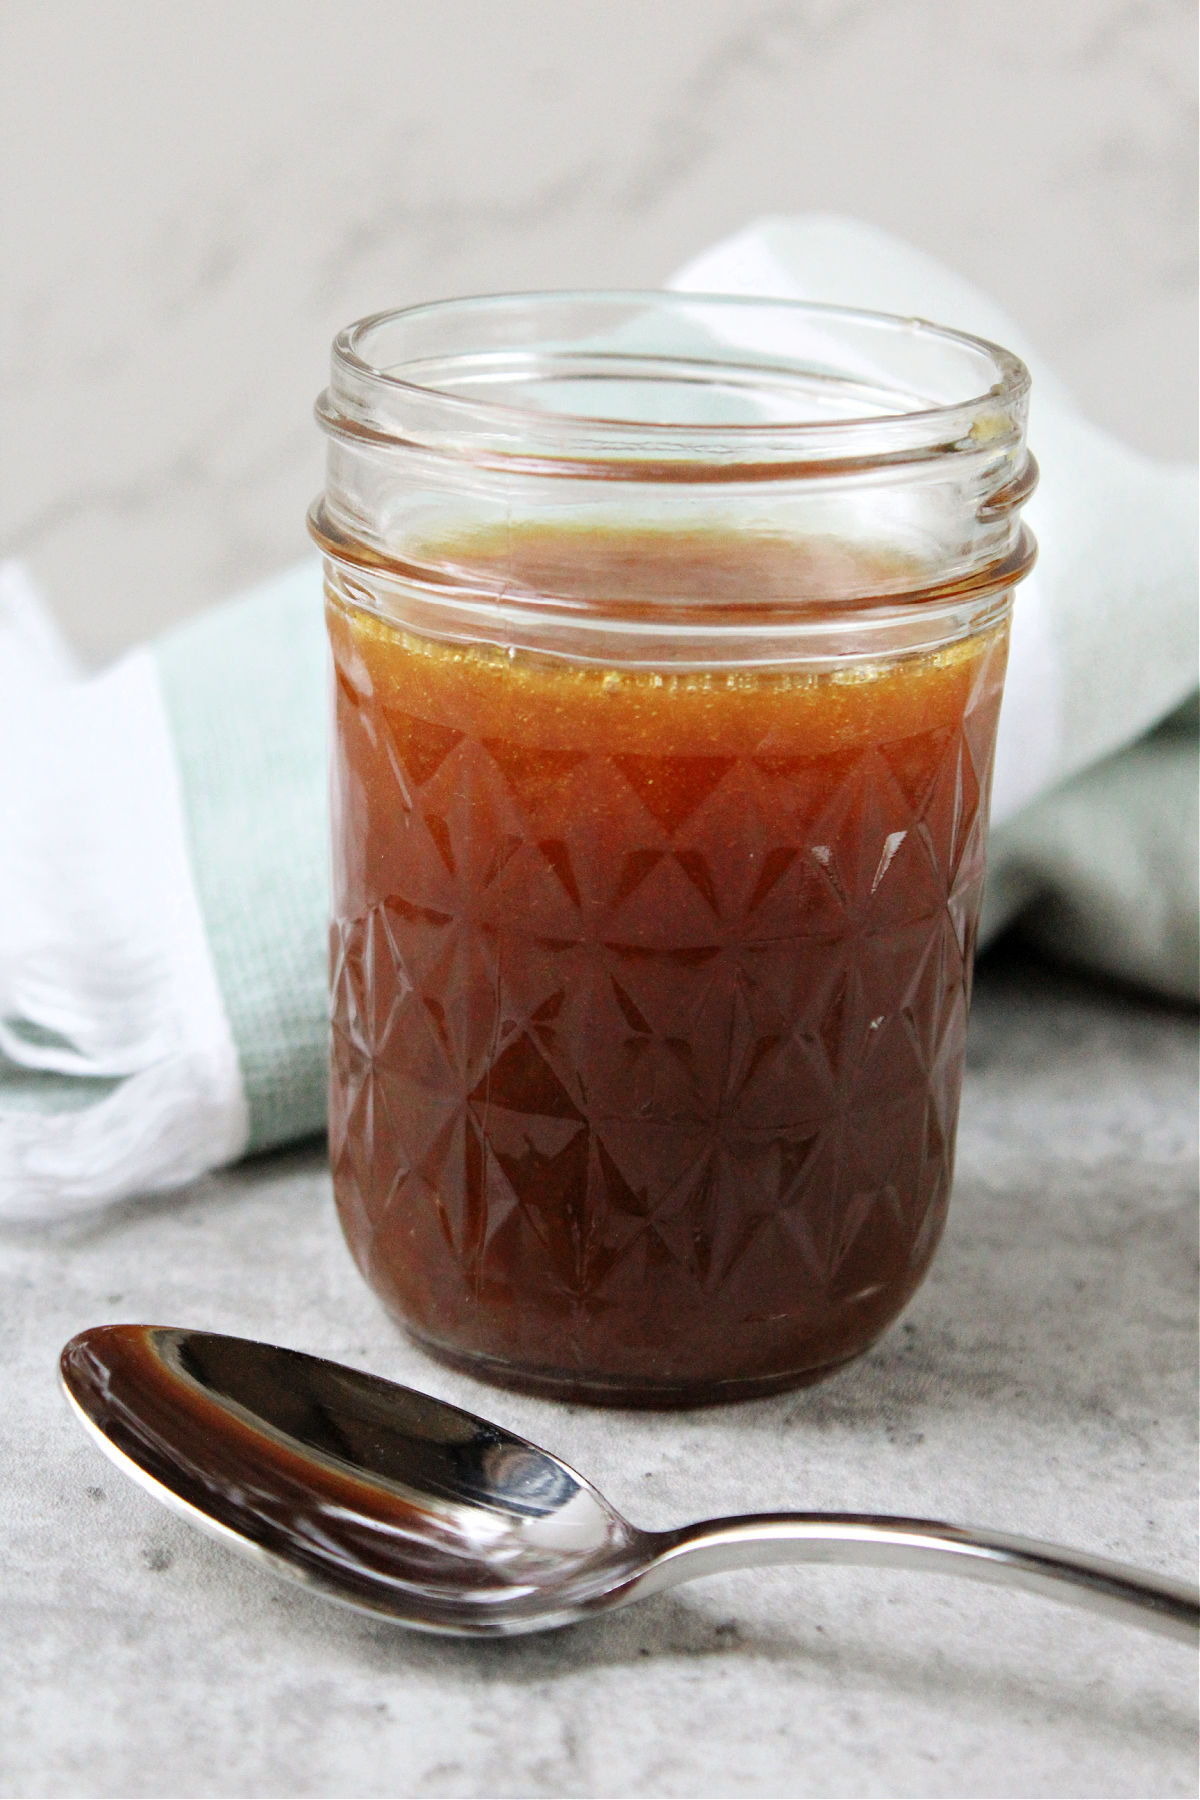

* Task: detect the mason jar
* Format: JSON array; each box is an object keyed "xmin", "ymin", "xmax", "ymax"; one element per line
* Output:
[{"xmin": 310, "ymin": 292, "xmax": 1035, "ymax": 1405}]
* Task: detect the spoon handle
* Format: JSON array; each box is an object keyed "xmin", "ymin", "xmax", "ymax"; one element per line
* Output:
[{"xmin": 640, "ymin": 1513, "xmax": 1198, "ymax": 1642}]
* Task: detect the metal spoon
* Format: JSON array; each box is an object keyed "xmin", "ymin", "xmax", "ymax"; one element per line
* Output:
[{"xmin": 60, "ymin": 1324, "xmax": 1197, "ymax": 1643}]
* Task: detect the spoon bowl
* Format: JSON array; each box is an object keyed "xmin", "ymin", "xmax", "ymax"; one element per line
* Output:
[
  {"xmin": 61, "ymin": 1323, "xmax": 646, "ymax": 1633},
  {"xmin": 61, "ymin": 1325, "xmax": 1199, "ymax": 1642}
]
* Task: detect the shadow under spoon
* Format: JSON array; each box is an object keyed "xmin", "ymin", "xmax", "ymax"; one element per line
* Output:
[{"xmin": 60, "ymin": 1324, "xmax": 1198, "ymax": 1643}]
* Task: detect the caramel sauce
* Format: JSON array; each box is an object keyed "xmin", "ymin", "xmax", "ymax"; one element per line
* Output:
[{"xmin": 328, "ymin": 527, "xmax": 1008, "ymax": 1404}]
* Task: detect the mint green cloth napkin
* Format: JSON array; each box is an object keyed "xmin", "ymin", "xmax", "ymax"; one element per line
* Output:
[
  {"xmin": 1, "ymin": 216, "xmax": 1194, "ymax": 1223},
  {"xmin": 156, "ymin": 568, "xmax": 329, "ymax": 1159}
]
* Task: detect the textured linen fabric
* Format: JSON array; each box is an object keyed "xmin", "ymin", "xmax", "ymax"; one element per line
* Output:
[
  {"xmin": 1, "ymin": 215, "xmax": 1195, "ymax": 1221},
  {"xmin": 673, "ymin": 215, "xmax": 1199, "ymax": 1000},
  {"xmin": 984, "ymin": 702, "xmax": 1199, "ymax": 1002},
  {"xmin": 155, "ymin": 565, "xmax": 329, "ymax": 1154}
]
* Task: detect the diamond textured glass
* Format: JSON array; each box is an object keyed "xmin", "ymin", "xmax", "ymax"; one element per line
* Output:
[{"xmin": 312, "ymin": 294, "xmax": 1035, "ymax": 1404}]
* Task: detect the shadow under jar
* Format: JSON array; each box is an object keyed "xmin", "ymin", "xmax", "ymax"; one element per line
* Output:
[{"xmin": 311, "ymin": 292, "xmax": 1035, "ymax": 1406}]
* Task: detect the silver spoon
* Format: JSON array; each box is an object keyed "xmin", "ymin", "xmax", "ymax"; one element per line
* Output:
[{"xmin": 61, "ymin": 1324, "xmax": 1197, "ymax": 1643}]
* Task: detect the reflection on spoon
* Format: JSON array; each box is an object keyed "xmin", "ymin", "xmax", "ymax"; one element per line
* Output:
[{"xmin": 60, "ymin": 1324, "xmax": 1198, "ymax": 1642}]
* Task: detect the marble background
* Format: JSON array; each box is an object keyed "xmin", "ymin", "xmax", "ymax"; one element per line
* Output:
[{"xmin": 1, "ymin": 0, "xmax": 1196, "ymax": 665}]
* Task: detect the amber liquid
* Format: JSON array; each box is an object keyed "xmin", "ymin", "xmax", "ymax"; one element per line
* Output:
[{"xmin": 329, "ymin": 528, "xmax": 1009, "ymax": 1404}]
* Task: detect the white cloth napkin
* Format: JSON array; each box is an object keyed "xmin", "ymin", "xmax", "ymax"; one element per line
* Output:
[{"xmin": 1, "ymin": 215, "xmax": 1194, "ymax": 1225}]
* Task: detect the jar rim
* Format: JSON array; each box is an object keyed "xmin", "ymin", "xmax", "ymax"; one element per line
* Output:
[{"xmin": 321, "ymin": 289, "xmax": 1030, "ymax": 474}]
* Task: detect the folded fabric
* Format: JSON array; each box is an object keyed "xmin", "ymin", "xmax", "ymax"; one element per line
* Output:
[
  {"xmin": 670, "ymin": 216, "xmax": 1198, "ymax": 991},
  {"xmin": 1, "ymin": 215, "xmax": 1195, "ymax": 1225}
]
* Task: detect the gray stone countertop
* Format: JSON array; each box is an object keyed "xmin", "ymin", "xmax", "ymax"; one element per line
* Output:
[{"xmin": 3, "ymin": 948, "xmax": 1197, "ymax": 1800}]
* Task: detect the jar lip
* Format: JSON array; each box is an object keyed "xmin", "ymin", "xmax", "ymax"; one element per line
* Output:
[{"xmin": 327, "ymin": 289, "xmax": 1030, "ymax": 461}]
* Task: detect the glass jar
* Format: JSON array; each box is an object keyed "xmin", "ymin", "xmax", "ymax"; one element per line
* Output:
[{"xmin": 311, "ymin": 292, "xmax": 1035, "ymax": 1406}]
